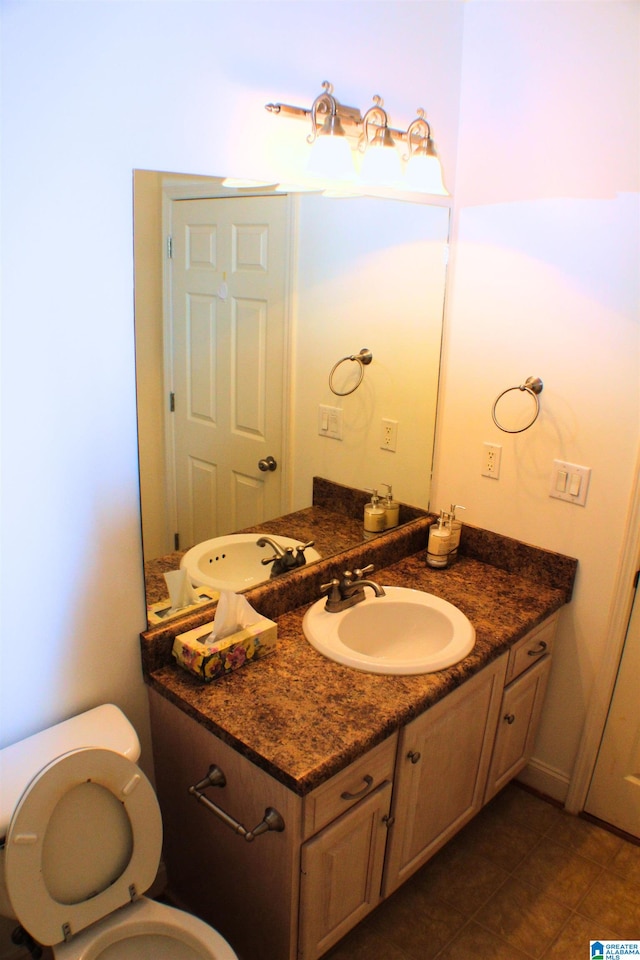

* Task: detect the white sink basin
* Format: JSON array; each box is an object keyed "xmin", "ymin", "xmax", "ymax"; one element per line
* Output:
[
  {"xmin": 302, "ymin": 586, "xmax": 475, "ymax": 675},
  {"xmin": 180, "ymin": 534, "xmax": 321, "ymax": 592}
]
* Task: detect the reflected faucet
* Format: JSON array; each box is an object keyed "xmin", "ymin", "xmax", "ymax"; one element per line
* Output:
[
  {"xmin": 257, "ymin": 537, "xmax": 316, "ymax": 578},
  {"xmin": 320, "ymin": 565, "xmax": 386, "ymax": 612},
  {"xmin": 256, "ymin": 536, "xmax": 286, "ymax": 559}
]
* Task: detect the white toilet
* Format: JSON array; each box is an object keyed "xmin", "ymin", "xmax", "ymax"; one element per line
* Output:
[{"xmin": 0, "ymin": 704, "xmax": 238, "ymax": 960}]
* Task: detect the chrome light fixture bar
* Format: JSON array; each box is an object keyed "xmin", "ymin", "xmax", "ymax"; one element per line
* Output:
[{"xmin": 265, "ymin": 81, "xmax": 448, "ymax": 196}]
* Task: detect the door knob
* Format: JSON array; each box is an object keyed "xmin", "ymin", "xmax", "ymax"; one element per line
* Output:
[{"xmin": 258, "ymin": 456, "xmax": 277, "ymax": 472}]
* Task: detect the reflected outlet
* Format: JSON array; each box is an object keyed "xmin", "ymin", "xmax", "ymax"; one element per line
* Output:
[{"xmin": 482, "ymin": 442, "xmax": 502, "ymax": 479}]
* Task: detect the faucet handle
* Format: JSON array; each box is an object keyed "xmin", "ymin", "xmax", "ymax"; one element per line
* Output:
[
  {"xmin": 296, "ymin": 540, "xmax": 315, "ymax": 553},
  {"xmin": 354, "ymin": 564, "xmax": 375, "ymax": 578},
  {"xmin": 320, "ymin": 578, "xmax": 340, "ymax": 595}
]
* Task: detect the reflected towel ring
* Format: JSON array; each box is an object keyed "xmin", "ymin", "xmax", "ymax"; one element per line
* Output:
[
  {"xmin": 329, "ymin": 348, "xmax": 373, "ymax": 396},
  {"xmin": 492, "ymin": 377, "xmax": 544, "ymax": 434}
]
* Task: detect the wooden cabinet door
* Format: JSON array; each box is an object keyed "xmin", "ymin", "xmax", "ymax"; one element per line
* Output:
[
  {"xmin": 298, "ymin": 781, "xmax": 392, "ymax": 960},
  {"xmin": 383, "ymin": 655, "xmax": 507, "ymax": 896},
  {"xmin": 484, "ymin": 654, "xmax": 552, "ymax": 802}
]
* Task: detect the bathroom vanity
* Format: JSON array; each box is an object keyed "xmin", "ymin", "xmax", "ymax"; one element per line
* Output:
[{"xmin": 141, "ymin": 519, "xmax": 575, "ymax": 960}]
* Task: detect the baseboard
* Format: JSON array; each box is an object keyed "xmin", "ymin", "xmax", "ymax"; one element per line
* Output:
[{"xmin": 516, "ymin": 757, "xmax": 571, "ymax": 805}]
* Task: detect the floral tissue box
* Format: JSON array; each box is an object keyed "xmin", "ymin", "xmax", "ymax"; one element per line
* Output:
[{"xmin": 172, "ymin": 618, "xmax": 278, "ymax": 682}]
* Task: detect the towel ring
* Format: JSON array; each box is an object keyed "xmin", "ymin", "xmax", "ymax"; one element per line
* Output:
[
  {"xmin": 492, "ymin": 377, "xmax": 543, "ymax": 434},
  {"xmin": 329, "ymin": 348, "xmax": 373, "ymax": 397}
]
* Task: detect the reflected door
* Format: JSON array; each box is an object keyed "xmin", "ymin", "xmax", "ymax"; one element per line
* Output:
[{"xmin": 168, "ymin": 195, "xmax": 290, "ymax": 549}]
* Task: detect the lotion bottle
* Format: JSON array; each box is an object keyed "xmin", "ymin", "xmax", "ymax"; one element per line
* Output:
[
  {"xmin": 447, "ymin": 504, "xmax": 466, "ymax": 562},
  {"xmin": 426, "ymin": 511, "xmax": 451, "ymax": 568},
  {"xmin": 364, "ymin": 489, "xmax": 386, "ymax": 539},
  {"xmin": 381, "ymin": 483, "xmax": 400, "ymax": 529}
]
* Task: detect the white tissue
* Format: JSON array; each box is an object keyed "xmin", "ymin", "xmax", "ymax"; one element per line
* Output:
[
  {"xmin": 164, "ymin": 569, "xmax": 199, "ymax": 611},
  {"xmin": 210, "ymin": 590, "xmax": 263, "ymax": 641}
]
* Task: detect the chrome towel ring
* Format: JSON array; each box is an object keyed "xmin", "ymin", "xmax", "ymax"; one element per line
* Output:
[
  {"xmin": 329, "ymin": 348, "xmax": 373, "ymax": 397},
  {"xmin": 492, "ymin": 376, "xmax": 544, "ymax": 433}
]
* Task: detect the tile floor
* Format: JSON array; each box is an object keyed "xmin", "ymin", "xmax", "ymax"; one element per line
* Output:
[{"xmin": 325, "ymin": 782, "xmax": 640, "ymax": 960}]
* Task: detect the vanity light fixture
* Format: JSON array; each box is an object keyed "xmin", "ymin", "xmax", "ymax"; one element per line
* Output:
[
  {"xmin": 265, "ymin": 81, "xmax": 448, "ymax": 196},
  {"xmin": 359, "ymin": 96, "xmax": 403, "ymax": 188},
  {"xmin": 306, "ymin": 81, "xmax": 357, "ymax": 186},
  {"xmin": 403, "ymin": 109, "xmax": 448, "ymax": 195}
]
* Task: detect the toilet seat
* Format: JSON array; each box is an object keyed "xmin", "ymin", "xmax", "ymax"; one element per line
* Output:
[
  {"xmin": 52, "ymin": 897, "xmax": 239, "ymax": 960},
  {"xmin": 5, "ymin": 747, "xmax": 162, "ymax": 947}
]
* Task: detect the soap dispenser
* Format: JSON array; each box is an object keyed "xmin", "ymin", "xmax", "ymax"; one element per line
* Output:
[
  {"xmin": 426, "ymin": 510, "xmax": 451, "ymax": 568},
  {"xmin": 447, "ymin": 504, "xmax": 466, "ymax": 563},
  {"xmin": 381, "ymin": 483, "xmax": 400, "ymax": 530},
  {"xmin": 363, "ymin": 489, "xmax": 386, "ymax": 539}
]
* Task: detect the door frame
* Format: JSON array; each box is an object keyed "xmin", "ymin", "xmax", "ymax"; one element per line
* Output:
[
  {"xmin": 161, "ymin": 178, "xmax": 297, "ymax": 549},
  {"xmin": 565, "ymin": 446, "xmax": 640, "ymax": 815}
]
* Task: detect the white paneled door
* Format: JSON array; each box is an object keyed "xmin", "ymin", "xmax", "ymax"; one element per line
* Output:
[
  {"xmin": 585, "ymin": 581, "xmax": 640, "ymax": 839},
  {"xmin": 168, "ymin": 195, "xmax": 290, "ymax": 550}
]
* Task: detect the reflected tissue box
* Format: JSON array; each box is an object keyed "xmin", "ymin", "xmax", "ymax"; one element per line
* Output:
[{"xmin": 172, "ymin": 618, "xmax": 278, "ymax": 682}]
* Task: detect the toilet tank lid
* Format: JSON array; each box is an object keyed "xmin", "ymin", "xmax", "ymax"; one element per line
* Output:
[{"xmin": 0, "ymin": 704, "xmax": 141, "ymax": 836}]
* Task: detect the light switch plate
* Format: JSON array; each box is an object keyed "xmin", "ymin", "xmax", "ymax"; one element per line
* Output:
[
  {"xmin": 550, "ymin": 460, "xmax": 591, "ymax": 506},
  {"xmin": 318, "ymin": 404, "xmax": 343, "ymax": 440}
]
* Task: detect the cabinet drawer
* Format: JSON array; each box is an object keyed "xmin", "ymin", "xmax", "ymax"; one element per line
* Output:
[
  {"xmin": 506, "ymin": 614, "xmax": 558, "ymax": 684},
  {"xmin": 302, "ymin": 733, "xmax": 397, "ymax": 839}
]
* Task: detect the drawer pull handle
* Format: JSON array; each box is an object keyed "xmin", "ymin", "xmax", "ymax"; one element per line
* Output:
[
  {"xmin": 527, "ymin": 640, "xmax": 548, "ymax": 657},
  {"xmin": 504, "ymin": 713, "xmax": 516, "ymax": 725},
  {"xmin": 407, "ymin": 750, "xmax": 421, "ymax": 764},
  {"xmin": 341, "ymin": 775, "xmax": 374, "ymax": 801}
]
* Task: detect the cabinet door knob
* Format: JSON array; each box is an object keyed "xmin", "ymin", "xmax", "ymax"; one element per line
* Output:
[
  {"xmin": 527, "ymin": 640, "xmax": 548, "ymax": 657},
  {"xmin": 382, "ymin": 814, "xmax": 395, "ymax": 828},
  {"xmin": 341, "ymin": 775, "xmax": 373, "ymax": 801},
  {"xmin": 504, "ymin": 713, "xmax": 516, "ymax": 725},
  {"xmin": 407, "ymin": 750, "xmax": 421, "ymax": 764}
]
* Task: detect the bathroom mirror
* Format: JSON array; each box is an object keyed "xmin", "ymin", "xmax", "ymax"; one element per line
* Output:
[{"xmin": 134, "ymin": 171, "xmax": 450, "ymax": 628}]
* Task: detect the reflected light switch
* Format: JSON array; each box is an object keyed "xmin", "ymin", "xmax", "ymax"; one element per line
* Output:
[
  {"xmin": 318, "ymin": 404, "xmax": 343, "ymax": 441},
  {"xmin": 550, "ymin": 460, "xmax": 591, "ymax": 506},
  {"xmin": 555, "ymin": 469, "xmax": 568, "ymax": 493}
]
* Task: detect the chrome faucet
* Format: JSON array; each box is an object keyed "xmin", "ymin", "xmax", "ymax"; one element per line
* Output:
[{"xmin": 320, "ymin": 565, "xmax": 386, "ymax": 613}]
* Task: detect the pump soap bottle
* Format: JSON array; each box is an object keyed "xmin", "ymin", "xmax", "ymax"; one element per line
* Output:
[
  {"xmin": 426, "ymin": 511, "xmax": 451, "ymax": 568},
  {"xmin": 381, "ymin": 483, "xmax": 400, "ymax": 530},
  {"xmin": 364, "ymin": 489, "xmax": 386, "ymax": 539},
  {"xmin": 447, "ymin": 504, "xmax": 466, "ymax": 562}
]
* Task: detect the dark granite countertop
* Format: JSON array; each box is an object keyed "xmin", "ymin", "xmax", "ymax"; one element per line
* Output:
[{"xmin": 143, "ymin": 521, "xmax": 576, "ymax": 797}]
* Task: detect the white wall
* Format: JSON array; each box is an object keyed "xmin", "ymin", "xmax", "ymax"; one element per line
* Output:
[
  {"xmin": 432, "ymin": 1, "xmax": 640, "ymax": 799},
  {"xmin": 0, "ymin": 2, "xmax": 464, "ymax": 765}
]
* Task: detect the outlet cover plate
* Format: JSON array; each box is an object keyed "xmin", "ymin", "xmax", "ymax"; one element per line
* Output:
[{"xmin": 482, "ymin": 442, "xmax": 502, "ymax": 479}]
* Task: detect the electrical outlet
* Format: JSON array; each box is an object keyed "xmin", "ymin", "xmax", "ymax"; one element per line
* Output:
[
  {"xmin": 482, "ymin": 442, "xmax": 502, "ymax": 479},
  {"xmin": 380, "ymin": 419, "xmax": 398, "ymax": 452}
]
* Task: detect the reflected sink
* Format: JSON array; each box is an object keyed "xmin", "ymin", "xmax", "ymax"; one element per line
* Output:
[
  {"xmin": 181, "ymin": 534, "xmax": 322, "ymax": 592},
  {"xmin": 302, "ymin": 586, "xmax": 475, "ymax": 675}
]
